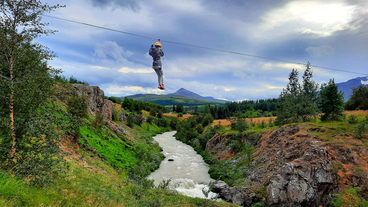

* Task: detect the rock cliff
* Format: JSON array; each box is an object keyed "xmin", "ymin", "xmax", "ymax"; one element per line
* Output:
[{"xmin": 207, "ymin": 124, "xmax": 368, "ymax": 207}]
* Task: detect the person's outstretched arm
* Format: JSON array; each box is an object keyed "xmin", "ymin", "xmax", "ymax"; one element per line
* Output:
[{"xmin": 149, "ymin": 45, "xmax": 154, "ymax": 56}]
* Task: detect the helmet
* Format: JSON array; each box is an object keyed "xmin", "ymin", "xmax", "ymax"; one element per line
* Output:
[{"xmin": 155, "ymin": 42, "xmax": 162, "ymax": 47}]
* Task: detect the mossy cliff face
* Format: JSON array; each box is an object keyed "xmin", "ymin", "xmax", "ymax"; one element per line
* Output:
[
  {"xmin": 207, "ymin": 124, "xmax": 368, "ymax": 207},
  {"xmin": 73, "ymin": 84, "xmax": 115, "ymax": 120}
]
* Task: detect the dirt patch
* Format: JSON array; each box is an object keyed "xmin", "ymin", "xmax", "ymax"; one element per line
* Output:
[
  {"xmin": 345, "ymin": 110, "xmax": 368, "ymax": 115},
  {"xmin": 113, "ymin": 103, "xmax": 122, "ymax": 110},
  {"xmin": 213, "ymin": 117, "xmax": 277, "ymax": 126},
  {"xmin": 163, "ymin": 113, "xmax": 193, "ymax": 120}
]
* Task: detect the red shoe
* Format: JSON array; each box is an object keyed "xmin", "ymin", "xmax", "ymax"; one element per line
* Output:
[
  {"xmin": 158, "ymin": 84, "xmax": 161, "ymax": 89},
  {"xmin": 161, "ymin": 84, "xmax": 165, "ymax": 90}
]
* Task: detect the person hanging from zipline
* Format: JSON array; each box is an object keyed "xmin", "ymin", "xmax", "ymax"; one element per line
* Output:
[{"xmin": 149, "ymin": 40, "xmax": 165, "ymax": 90}]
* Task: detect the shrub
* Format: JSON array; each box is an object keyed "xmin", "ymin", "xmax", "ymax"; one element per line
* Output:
[
  {"xmin": 353, "ymin": 165, "xmax": 367, "ymax": 176},
  {"xmin": 127, "ymin": 114, "xmax": 134, "ymax": 128},
  {"xmin": 348, "ymin": 115, "xmax": 359, "ymax": 124},
  {"xmin": 149, "ymin": 108, "xmax": 157, "ymax": 117},
  {"xmin": 332, "ymin": 162, "xmax": 343, "ymax": 172},
  {"xmin": 134, "ymin": 115, "xmax": 145, "ymax": 127},
  {"xmin": 260, "ymin": 120, "xmax": 267, "ymax": 128},
  {"xmin": 67, "ymin": 95, "xmax": 88, "ymax": 118},
  {"xmin": 196, "ymin": 124, "xmax": 204, "ymax": 134},
  {"xmin": 231, "ymin": 118, "xmax": 250, "ymax": 132},
  {"xmin": 353, "ymin": 121, "xmax": 368, "ymax": 139},
  {"xmin": 156, "ymin": 118, "xmax": 168, "ymax": 127},
  {"xmin": 93, "ymin": 111, "xmax": 105, "ymax": 129},
  {"xmin": 177, "ymin": 113, "xmax": 183, "ymax": 117},
  {"xmin": 331, "ymin": 187, "xmax": 368, "ymax": 207},
  {"xmin": 112, "ymin": 108, "xmax": 120, "ymax": 121},
  {"xmin": 202, "ymin": 114, "xmax": 214, "ymax": 127},
  {"xmin": 157, "ymin": 110, "xmax": 163, "ymax": 119},
  {"xmin": 146, "ymin": 116, "xmax": 154, "ymax": 124},
  {"xmin": 268, "ymin": 118, "xmax": 275, "ymax": 127},
  {"xmin": 170, "ymin": 118, "xmax": 179, "ymax": 130}
]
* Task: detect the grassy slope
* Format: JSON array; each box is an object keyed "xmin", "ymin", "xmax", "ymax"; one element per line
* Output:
[{"xmin": 0, "ymin": 97, "xmax": 236, "ymax": 207}]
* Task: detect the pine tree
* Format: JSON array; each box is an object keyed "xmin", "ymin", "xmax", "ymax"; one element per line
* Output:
[
  {"xmin": 173, "ymin": 104, "xmax": 176, "ymax": 112},
  {"xmin": 302, "ymin": 62, "xmax": 319, "ymax": 103},
  {"xmin": 276, "ymin": 64, "xmax": 318, "ymax": 125},
  {"xmin": 176, "ymin": 103, "xmax": 184, "ymax": 113},
  {"xmin": 320, "ymin": 79, "xmax": 344, "ymax": 121},
  {"xmin": 345, "ymin": 85, "xmax": 368, "ymax": 110}
]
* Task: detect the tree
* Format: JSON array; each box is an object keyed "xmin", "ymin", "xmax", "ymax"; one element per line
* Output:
[
  {"xmin": 275, "ymin": 64, "xmax": 318, "ymax": 125},
  {"xmin": 0, "ymin": 0, "xmax": 65, "ymax": 185},
  {"xmin": 172, "ymin": 104, "xmax": 176, "ymax": 112},
  {"xmin": 176, "ymin": 103, "xmax": 184, "ymax": 113},
  {"xmin": 302, "ymin": 62, "xmax": 319, "ymax": 104},
  {"xmin": 345, "ymin": 85, "xmax": 368, "ymax": 110},
  {"xmin": 319, "ymin": 79, "xmax": 344, "ymax": 121}
]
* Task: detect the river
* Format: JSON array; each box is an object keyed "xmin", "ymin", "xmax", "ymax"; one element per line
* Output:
[{"xmin": 148, "ymin": 131, "xmax": 217, "ymax": 199}]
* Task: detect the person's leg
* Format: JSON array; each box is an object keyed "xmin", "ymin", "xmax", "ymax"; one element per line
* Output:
[
  {"xmin": 159, "ymin": 67, "xmax": 165, "ymax": 89},
  {"xmin": 154, "ymin": 68, "xmax": 161, "ymax": 85},
  {"xmin": 160, "ymin": 67, "xmax": 165, "ymax": 85}
]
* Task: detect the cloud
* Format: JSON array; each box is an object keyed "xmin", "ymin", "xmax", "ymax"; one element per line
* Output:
[
  {"xmin": 224, "ymin": 87, "xmax": 236, "ymax": 92},
  {"xmin": 91, "ymin": 66, "xmax": 110, "ymax": 70},
  {"xmin": 306, "ymin": 46, "xmax": 335, "ymax": 57},
  {"xmin": 118, "ymin": 67, "xmax": 153, "ymax": 74},
  {"xmin": 105, "ymin": 85, "xmax": 164, "ymax": 95},
  {"xmin": 88, "ymin": 0, "xmax": 142, "ymax": 12},
  {"xmin": 94, "ymin": 41, "xmax": 133, "ymax": 60},
  {"xmin": 233, "ymin": 70, "xmax": 246, "ymax": 78},
  {"xmin": 262, "ymin": 63, "xmax": 305, "ymax": 71},
  {"xmin": 258, "ymin": 1, "xmax": 356, "ymax": 38}
]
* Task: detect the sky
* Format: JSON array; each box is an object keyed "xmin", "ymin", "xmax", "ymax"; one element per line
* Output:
[{"xmin": 38, "ymin": 0, "xmax": 368, "ymax": 101}]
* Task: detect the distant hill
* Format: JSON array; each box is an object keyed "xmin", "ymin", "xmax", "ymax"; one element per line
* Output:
[
  {"xmin": 169, "ymin": 88, "xmax": 226, "ymax": 103},
  {"xmin": 122, "ymin": 93, "xmax": 225, "ymax": 109},
  {"xmin": 336, "ymin": 76, "xmax": 368, "ymax": 100}
]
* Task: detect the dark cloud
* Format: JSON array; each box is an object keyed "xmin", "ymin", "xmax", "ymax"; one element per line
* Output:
[{"xmin": 89, "ymin": 0, "xmax": 142, "ymax": 12}]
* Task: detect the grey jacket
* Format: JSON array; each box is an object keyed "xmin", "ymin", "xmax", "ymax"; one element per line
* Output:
[{"xmin": 149, "ymin": 46, "xmax": 164, "ymax": 67}]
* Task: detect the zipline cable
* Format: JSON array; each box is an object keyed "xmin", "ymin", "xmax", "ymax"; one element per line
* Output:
[{"xmin": 42, "ymin": 15, "xmax": 368, "ymax": 76}]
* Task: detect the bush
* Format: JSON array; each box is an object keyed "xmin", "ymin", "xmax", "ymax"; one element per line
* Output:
[
  {"xmin": 149, "ymin": 108, "xmax": 157, "ymax": 117},
  {"xmin": 331, "ymin": 187, "xmax": 368, "ymax": 207},
  {"xmin": 231, "ymin": 118, "xmax": 250, "ymax": 132},
  {"xmin": 146, "ymin": 116, "xmax": 154, "ymax": 124},
  {"xmin": 353, "ymin": 121, "xmax": 368, "ymax": 139},
  {"xmin": 348, "ymin": 115, "xmax": 359, "ymax": 124},
  {"xmin": 177, "ymin": 113, "xmax": 183, "ymax": 118},
  {"xmin": 157, "ymin": 110, "xmax": 163, "ymax": 119},
  {"xmin": 202, "ymin": 114, "xmax": 214, "ymax": 127},
  {"xmin": 170, "ymin": 118, "xmax": 179, "ymax": 130},
  {"xmin": 196, "ymin": 124, "xmax": 204, "ymax": 134},
  {"xmin": 93, "ymin": 111, "xmax": 105, "ymax": 129},
  {"xmin": 268, "ymin": 118, "xmax": 275, "ymax": 127},
  {"xmin": 260, "ymin": 120, "xmax": 267, "ymax": 128},
  {"xmin": 112, "ymin": 108, "xmax": 120, "ymax": 121},
  {"xmin": 127, "ymin": 114, "xmax": 134, "ymax": 128},
  {"xmin": 67, "ymin": 95, "xmax": 88, "ymax": 118},
  {"xmin": 156, "ymin": 118, "xmax": 168, "ymax": 127},
  {"xmin": 134, "ymin": 115, "xmax": 145, "ymax": 127}
]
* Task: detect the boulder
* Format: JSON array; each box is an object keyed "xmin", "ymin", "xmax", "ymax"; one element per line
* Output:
[{"xmin": 213, "ymin": 181, "xmax": 255, "ymax": 207}]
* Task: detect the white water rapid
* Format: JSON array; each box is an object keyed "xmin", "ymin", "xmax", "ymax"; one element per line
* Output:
[{"xmin": 148, "ymin": 131, "xmax": 218, "ymax": 199}]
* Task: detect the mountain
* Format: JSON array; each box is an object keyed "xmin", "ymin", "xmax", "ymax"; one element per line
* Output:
[
  {"xmin": 122, "ymin": 88, "xmax": 226, "ymax": 109},
  {"xmin": 169, "ymin": 88, "xmax": 226, "ymax": 103},
  {"xmin": 336, "ymin": 76, "xmax": 368, "ymax": 100},
  {"xmin": 122, "ymin": 93, "xmax": 225, "ymax": 109}
]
